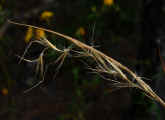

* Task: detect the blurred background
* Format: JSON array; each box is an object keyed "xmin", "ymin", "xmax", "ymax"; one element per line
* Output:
[{"xmin": 0, "ymin": 0, "xmax": 165, "ymax": 120}]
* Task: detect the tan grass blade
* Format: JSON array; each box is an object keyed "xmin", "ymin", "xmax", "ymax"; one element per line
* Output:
[{"xmin": 8, "ymin": 20, "xmax": 165, "ymax": 107}]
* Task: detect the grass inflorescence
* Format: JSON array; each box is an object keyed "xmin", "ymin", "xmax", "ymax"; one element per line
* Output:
[{"xmin": 8, "ymin": 20, "xmax": 165, "ymax": 108}]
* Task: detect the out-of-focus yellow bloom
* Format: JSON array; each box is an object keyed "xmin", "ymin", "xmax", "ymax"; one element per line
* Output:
[
  {"xmin": 40, "ymin": 11, "xmax": 54, "ymax": 21},
  {"xmin": 76, "ymin": 27, "xmax": 85, "ymax": 36},
  {"xmin": 104, "ymin": 0, "xmax": 113, "ymax": 6},
  {"xmin": 25, "ymin": 27, "xmax": 33, "ymax": 43},
  {"xmin": 35, "ymin": 29, "xmax": 46, "ymax": 39},
  {"xmin": 1, "ymin": 88, "xmax": 8, "ymax": 96},
  {"xmin": 91, "ymin": 6, "xmax": 96, "ymax": 12}
]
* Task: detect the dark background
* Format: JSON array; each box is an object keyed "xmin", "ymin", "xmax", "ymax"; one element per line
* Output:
[{"xmin": 0, "ymin": 0, "xmax": 165, "ymax": 120}]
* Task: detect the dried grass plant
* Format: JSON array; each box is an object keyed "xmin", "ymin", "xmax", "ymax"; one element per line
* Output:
[{"xmin": 8, "ymin": 20, "xmax": 165, "ymax": 108}]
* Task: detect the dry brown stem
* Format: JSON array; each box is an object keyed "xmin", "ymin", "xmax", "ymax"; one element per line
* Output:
[{"xmin": 8, "ymin": 20, "xmax": 165, "ymax": 108}]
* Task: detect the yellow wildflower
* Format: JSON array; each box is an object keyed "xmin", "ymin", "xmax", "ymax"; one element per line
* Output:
[
  {"xmin": 35, "ymin": 29, "xmax": 46, "ymax": 40},
  {"xmin": 76, "ymin": 27, "xmax": 85, "ymax": 36},
  {"xmin": 40, "ymin": 11, "xmax": 54, "ymax": 21},
  {"xmin": 104, "ymin": 0, "xmax": 113, "ymax": 6},
  {"xmin": 1, "ymin": 88, "xmax": 8, "ymax": 96},
  {"xmin": 25, "ymin": 27, "xmax": 33, "ymax": 43},
  {"xmin": 91, "ymin": 6, "xmax": 96, "ymax": 12}
]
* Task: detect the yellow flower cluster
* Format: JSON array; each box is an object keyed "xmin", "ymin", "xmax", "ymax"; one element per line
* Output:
[
  {"xmin": 91, "ymin": 6, "xmax": 96, "ymax": 12},
  {"xmin": 24, "ymin": 27, "xmax": 33, "ymax": 43},
  {"xmin": 1, "ymin": 88, "xmax": 8, "ymax": 96},
  {"xmin": 35, "ymin": 29, "xmax": 46, "ymax": 40},
  {"xmin": 104, "ymin": 0, "xmax": 114, "ymax": 6},
  {"xmin": 40, "ymin": 11, "xmax": 54, "ymax": 21},
  {"xmin": 76, "ymin": 27, "xmax": 86, "ymax": 36},
  {"xmin": 24, "ymin": 27, "xmax": 46, "ymax": 43}
]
